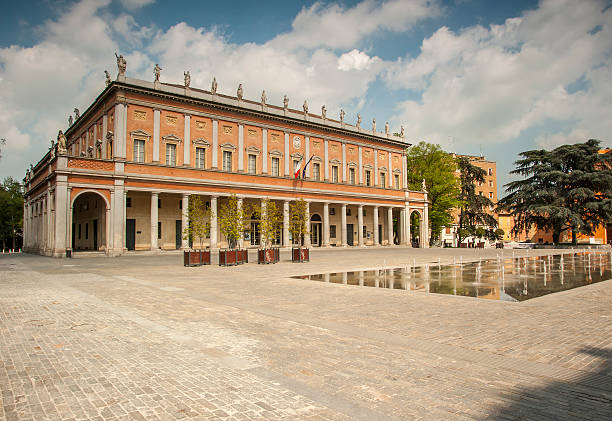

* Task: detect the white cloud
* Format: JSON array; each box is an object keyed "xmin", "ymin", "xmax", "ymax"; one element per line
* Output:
[
  {"xmin": 337, "ymin": 49, "xmax": 376, "ymax": 71},
  {"xmin": 119, "ymin": 0, "xmax": 155, "ymax": 10},
  {"xmin": 270, "ymin": 0, "xmax": 440, "ymax": 50},
  {"xmin": 385, "ymin": 0, "xmax": 612, "ymax": 148}
]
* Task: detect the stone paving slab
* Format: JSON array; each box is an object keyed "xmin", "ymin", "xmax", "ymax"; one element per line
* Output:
[{"xmin": 1, "ymin": 248, "xmax": 611, "ymax": 420}]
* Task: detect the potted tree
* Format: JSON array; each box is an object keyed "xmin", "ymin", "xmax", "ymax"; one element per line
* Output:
[
  {"xmin": 256, "ymin": 198, "xmax": 282, "ymax": 264},
  {"xmin": 183, "ymin": 195, "xmax": 212, "ymax": 266},
  {"xmin": 218, "ymin": 195, "xmax": 249, "ymax": 266},
  {"xmin": 290, "ymin": 198, "xmax": 310, "ymax": 262}
]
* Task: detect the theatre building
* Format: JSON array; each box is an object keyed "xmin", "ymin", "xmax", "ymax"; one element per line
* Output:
[{"xmin": 23, "ymin": 70, "xmax": 428, "ymax": 257}]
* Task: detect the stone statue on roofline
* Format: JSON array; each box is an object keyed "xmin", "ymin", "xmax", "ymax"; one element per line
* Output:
[
  {"xmin": 68, "ymin": 115, "xmax": 73, "ymax": 126},
  {"xmin": 356, "ymin": 113, "xmax": 361, "ymax": 129},
  {"xmin": 385, "ymin": 121, "xmax": 390, "ymax": 137},
  {"xmin": 211, "ymin": 77, "xmax": 218, "ymax": 95},
  {"xmin": 237, "ymin": 83, "xmax": 243, "ymax": 100},
  {"xmin": 154, "ymin": 64, "xmax": 162, "ymax": 82},
  {"xmin": 261, "ymin": 90, "xmax": 267, "ymax": 106},
  {"xmin": 87, "ymin": 145, "xmax": 94, "ymax": 158},
  {"xmin": 104, "ymin": 70, "xmax": 111, "ymax": 86},
  {"xmin": 303, "ymin": 100, "xmax": 308, "ymax": 115},
  {"xmin": 115, "ymin": 52, "xmax": 126, "ymax": 77},
  {"xmin": 340, "ymin": 109, "xmax": 345, "ymax": 124},
  {"xmin": 57, "ymin": 130, "xmax": 67, "ymax": 155},
  {"xmin": 95, "ymin": 139, "xmax": 102, "ymax": 151},
  {"xmin": 400, "ymin": 126, "xmax": 405, "ymax": 138},
  {"xmin": 50, "ymin": 140, "xmax": 56, "ymax": 159},
  {"xmin": 184, "ymin": 71, "xmax": 190, "ymax": 88},
  {"xmin": 283, "ymin": 95, "xmax": 289, "ymax": 110},
  {"xmin": 321, "ymin": 105, "xmax": 327, "ymax": 120},
  {"xmin": 422, "ymin": 178, "xmax": 427, "ymax": 192},
  {"xmin": 74, "ymin": 108, "xmax": 80, "ymax": 119},
  {"xmin": 372, "ymin": 118, "xmax": 376, "ymax": 133}
]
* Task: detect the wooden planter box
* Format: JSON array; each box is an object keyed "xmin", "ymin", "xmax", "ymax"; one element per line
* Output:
[
  {"xmin": 184, "ymin": 250, "xmax": 211, "ymax": 267},
  {"xmin": 258, "ymin": 248, "xmax": 280, "ymax": 264},
  {"xmin": 219, "ymin": 249, "xmax": 248, "ymax": 266},
  {"xmin": 292, "ymin": 247, "xmax": 309, "ymax": 263}
]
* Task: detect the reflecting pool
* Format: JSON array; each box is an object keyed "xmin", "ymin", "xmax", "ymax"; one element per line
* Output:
[{"xmin": 292, "ymin": 252, "xmax": 612, "ymax": 301}]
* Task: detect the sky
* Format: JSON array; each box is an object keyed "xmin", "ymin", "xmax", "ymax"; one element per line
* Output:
[{"xmin": 1, "ymin": 0, "xmax": 611, "ymax": 198}]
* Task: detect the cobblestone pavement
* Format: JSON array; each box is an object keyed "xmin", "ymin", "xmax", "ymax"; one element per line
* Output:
[{"xmin": 1, "ymin": 248, "xmax": 611, "ymax": 420}]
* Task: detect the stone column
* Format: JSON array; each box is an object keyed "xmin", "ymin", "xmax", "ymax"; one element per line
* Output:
[
  {"xmin": 113, "ymin": 102, "xmax": 127, "ymax": 159},
  {"xmin": 283, "ymin": 200, "xmax": 290, "ymax": 247},
  {"xmin": 358, "ymin": 205, "xmax": 364, "ymax": 246},
  {"xmin": 284, "ymin": 132, "xmax": 290, "ymax": 176},
  {"xmin": 400, "ymin": 207, "xmax": 408, "ymax": 246},
  {"xmin": 237, "ymin": 196, "xmax": 244, "ymax": 248},
  {"xmin": 66, "ymin": 187, "xmax": 72, "ymax": 252},
  {"xmin": 358, "ymin": 146, "xmax": 363, "ymax": 184},
  {"xmin": 406, "ymin": 208, "xmax": 412, "ymax": 247},
  {"xmin": 374, "ymin": 148, "xmax": 379, "ymax": 186},
  {"xmin": 373, "ymin": 205, "xmax": 379, "ymax": 245},
  {"xmin": 323, "ymin": 202, "xmax": 330, "ymax": 246},
  {"xmin": 423, "ymin": 193, "xmax": 429, "ymax": 248},
  {"xmin": 342, "ymin": 143, "xmax": 347, "ymax": 182},
  {"xmin": 112, "ymin": 181, "xmax": 125, "ymax": 255},
  {"xmin": 150, "ymin": 192, "xmax": 159, "ymax": 251},
  {"xmin": 262, "ymin": 128, "xmax": 268, "ymax": 174},
  {"xmin": 45, "ymin": 192, "xmax": 51, "ymax": 252},
  {"xmin": 304, "ymin": 201, "xmax": 311, "ymax": 248},
  {"xmin": 387, "ymin": 207, "xmax": 394, "ymax": 246},
  {"xmin": 153, "ymin": 108, "xmax": 160, "ymax": 162},
  {"xmin": 210, "ymin": 196, "xmax": 218, "ymax": 248},
  {"xmin": 402, "ymin": 151, "xmax": 407, "ymax": 189},
  {"xmin": 184, "ymin": 114, "xmax": 191, "ymax": 166},
  {"xmin": 341, "ymin": 203, "xmax": 347, "ymax": 247},
  {"xmin": 102, "ymin": 114, "xmax": 108, "ymax": 159},
  {"xmin": 181, "ymin": 194, "xmax": 189, "ymax": 249},
  {"xmin": 105, "ymin": 207, "xmax": 111, "ymax": 254},
  {"xmin": 212, "ymin": 120, "xmax": 219, "ymax": 168},
  {"xmin": 304, "ymin": 136, "xmax": 310, "ymax": 178},
  {"xmin": 238, "ymin": 124, "xmax": 244, "ymax": 172},
  {"xmin": 324, "ymin": 139, "xmax": 329, "ymax": 180}
]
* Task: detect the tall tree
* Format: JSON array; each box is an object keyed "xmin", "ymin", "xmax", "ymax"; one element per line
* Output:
[
  {"xmin": 0, "ymin": 177, "xmax": 23, "ymax": 251},
  {"xmin": 499, "ymin": 139, "xmax": 612, "ymax": 244},
  {"xmin": 405, "ymin": 142, "xmax": 461, "ymax": 245},
  {"xmin": 457, "ymin": 157, "xmax": 497, "ymax": 244}
]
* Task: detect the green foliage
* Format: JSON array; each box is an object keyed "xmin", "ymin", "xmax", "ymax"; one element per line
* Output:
[
  {"xmin": 457, "ymin": 157, "xmax": 497, "ymax": 243},
  {"xmin": 459, "ymin": 228, "xmax": 470, "ymax": 240},
  {"xmin": 252, "ymin": 198, "xmax": 283, "ymax": 249},
  {"xmin": 183, "ymin": 195, "xmax": 211, "ymax": 250},
  {"xmin": 0, "ymin": 177, "xmax": 23, "ymax": 250},
  {"xmin": 475, "ymin": 227, "xmax": 486, "ymax": 238},
  {"xmin": 406, "ymin": 142, "xmax": 461, "ymax": 244},
  {"xmin": 218, "ymin": 195, "xmax": 250, "ymax": 249},
  {"xmin": 499, "ymin": 139, "xmax": 612, "ymax": 244},
  {"xmin": 494, "ymin": 228, "xmax": 505, "ymax": 241},
  {"xmin": 289, "ymin": 199, "xmax": 309, "ymax": 246}
]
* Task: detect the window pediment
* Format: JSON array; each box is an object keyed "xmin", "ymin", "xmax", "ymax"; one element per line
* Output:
[
  {"xmin": 162, "ymin": 134, "xmax": 182, "ymax": 143},
  {"xmin": 246, "ymin": 146, "xmax": 261, "ymax": 154},
  {"xmin": 330, "ymin": 158, "xmax": 341, "ymax": 165},
  {"xmin": 290, "ymin": 152, "xmax": 304, "ymax": 160},
  {"xmin": 311, "ymin": 155, "xmax": 322, "ymax": 162},
  {"xmin": 220, "ymin": 142, "xmax": 236, "ymax": 151},
  {"xmin": 130, "ymin": 129, "xmax": 151, "ymax": 138},
  {"xmin": 347, "ymin": 161, "xmax": 358, "ymax": 167},
  {"xmin": 192, "ymin": 138, "xmax": 210, "ymax": 147},
  {"xmin": 393, "ymin": 168, "xmax": 402, "ymax": 174},
  {"xmin": 363, "ymin": 164, "xmax": 373, "ymax": 170},
  {"xmin": 379, "ymin": 166, "xmax": 388, "ymax": 172},
  {"xmin": 269, "ymin": 149, "xmax": 283, "ymax": 157}
]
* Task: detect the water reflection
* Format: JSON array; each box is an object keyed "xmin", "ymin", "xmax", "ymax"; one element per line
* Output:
[{"xmin": 293, "ymin": 252, "xmax": 612, "ymax": 302}]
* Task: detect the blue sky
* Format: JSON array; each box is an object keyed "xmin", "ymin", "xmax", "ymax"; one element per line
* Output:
[{"xmin": 1, "ymin": 0, "xmax": 611, "ymax": 197}]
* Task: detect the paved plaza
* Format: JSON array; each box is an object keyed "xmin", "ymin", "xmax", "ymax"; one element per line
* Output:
[{"xmin": 1, "ymin": 248, "xmax": 611, "ymax": 420}]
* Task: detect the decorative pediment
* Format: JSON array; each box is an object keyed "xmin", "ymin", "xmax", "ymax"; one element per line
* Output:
[
  {"xmin": 162, "ymin": 134, "xmax": 182, "ymax": 143},
  {"xmin": 393, "ymin": 168, "xmax": 402, "ymax": 174},
  {"xmin": 330, "ymin": 158, "xmax": 342, "ymax": 165},
  {"xmin": 192, "ymin": 138, "xmax": 210, "ymax": 147},
  {"xmin": 311, "ymin": 155, "xmax": 322, "ymax": 162},
  {"xmin": 269, "ymin": 149, "xmax": 283, "ymax": 157},
  {"xmin": 220, "ymin": 142, "xmax": 236, "ymax": 150},
  {"xmin": 379, "ymin": 166, "xmax": 388, "ymax": 172},
  {"xmin": 246, "ymin": 146, "xmax": 261, "ymax": 154},
  {"xmin": 363, "ymin": 164, "xmax": 373, "ymax": 170},
  {"xmin": 347, "ymin": 161, "xmax": 358, "ymax": 167},
  {"xmin": 290, "ymin": 152, "xmax": 304, "ymax": 160},
  {"xmin": 130, "ymin": 129, "xmax": 151, "ymax": 138}
]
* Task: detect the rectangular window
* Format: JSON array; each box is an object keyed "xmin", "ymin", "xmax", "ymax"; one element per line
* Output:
[
  {"xmin": 349, "ymin": 167, "xmax": 355, "ymax": 184},
  {"xmin": 248, "ymin": 154, "xmax": 256, "ymax": 174},
  {"xmin": 158, "ymin": 199, "xmax": 162, "ymax": 208},
  {"xmin": 380, "ymin": 172, "xmax": 386, "ymax": 188},
  {"xmin": 330, "ymin": 207, "xmax": 335, "ymax": 216},
  {"xmin": 222, "ymin": 150, "xmax": 232, "ymax": 172},
  {"xmin": 489, "ymin": 180, "xmax": 493, "ymax": 187},
  {"xmin": 271, "ymin": 157, "xmax": 280, "ymax": 176},
  {"xmin": 85, "ymin": 223, "xmax": 88, "ymax": 240},
  {"xmin": 166, "ymin": 143, "xmax": 176, "ymax": 166},
  {"xmin": 489, "ymin": 192, "xmax": 493, "ymax": 199},
  {"xmin": 158, "ymin": 222, "xmax": 162, "ymax": 239},
  {"xmin": 363, "ymin": 226, "xmax": 367, "ymax": 237},
  {"xmin": 126, "ymin": 197, "xmax": 132, "ymax": 208},
  {"xmin": 78, "ymin": 224, "xmax": 81, "ymax": 240},
  {"xmin": 332, "ymin": 165, "xmax": 339, "ymax": 183},
  {"xmin": 293, "ymin": 160, "xmax": 300, "ymax": 176},
  {"xmin": 330, "ymin": 225, "xmax": 336, "ymax": 238},
  {"xmin": 133, "ymin": 139, "xmax": 145, "ymax": 163},
  {"xmin": 346, "ymin": 208, "xmax": 351, "ymax": 216},
  {"xmin": 312, "ymin": 162, "xmax": 320, "ymax": 181},
  {"xmin": 394, "ymin": 174, "xmax": 400, "ymax": 189},
  {"xmin": 479, "ymin": 191, "xmax": 483, "ymax": 196},
  {"xmin": 365, "ymin": 170, "xmax": 371, "ymax": 186},
  {"xmin": 488, "ymin": 168, "xmax": 493, "ymax": 176},
  {"xmin": 195, "ymin": 147, "xmax": 205, "ymax": 169}
]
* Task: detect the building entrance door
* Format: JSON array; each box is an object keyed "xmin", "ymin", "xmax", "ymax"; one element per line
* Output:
[
  {"xmin": 126, "ymin": 219, "xmax": 136, "ymax": 250},
  {"xmin": 378, "ymin": 225, "xmax": 382, "ymax": 245},
  {"xmin": 93, "ymin": 219, "xmax": 98, "ymax": 251},
  {"xmin": 347, "ymin": 224, "xmax": 354, "ymax": 246},
  {"xmin": 250, "ymin": 222, "xmax": 260, "ymax": 246},
  {"xmin": 310, "ymin": 223, "xmax": 321, "ymax": 246},
  {"xmin": 175, "ymin": 220, "xmax": 182, "ymax": 249}
]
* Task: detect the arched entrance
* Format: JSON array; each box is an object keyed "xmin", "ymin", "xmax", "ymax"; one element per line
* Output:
[
  {"xmin": 310, "ymin": 214, "xmax": 322, "ymax": 246},
  {"xmin": 410, "ymin": 211, "xmax": 421, "ymax": 248},
  {"xmin": 71, "ymin": 191, "xmax": 108, "ymax": 253}
]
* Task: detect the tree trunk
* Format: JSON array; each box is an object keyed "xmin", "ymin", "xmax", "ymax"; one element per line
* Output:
[
  {"xmin": 552, "ymin": 231, "xmax": 560, "ymax": 245},
  {"xmin": 571, "ymin": 230, "xmax": 577, "ymax": 245}
]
